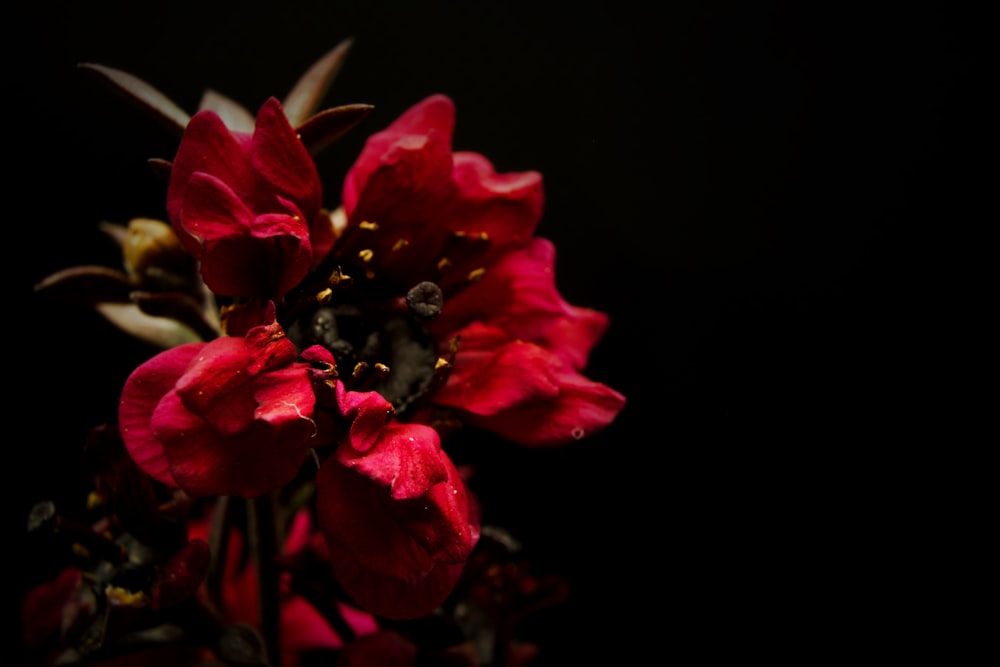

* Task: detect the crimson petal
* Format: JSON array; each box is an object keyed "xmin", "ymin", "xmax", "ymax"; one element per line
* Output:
[{"xmin": 317, "ymin": 422, "xmax": 479, "ymax": 619}]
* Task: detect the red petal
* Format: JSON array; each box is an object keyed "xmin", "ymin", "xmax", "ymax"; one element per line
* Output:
[
  {"xmin": 243, "ymin": 307, "xmax": 299, "ymax": 374},
  {"xmin": 334, "ymin": 422, "xmax": 448, "ymax": 500},
  {"xmin": 433, "ymin": 238, "xmax": 608, "ymax": 370},
  {"xmin": 344, "ymin": 95, "xmax": 455, "ymax": 207},
  {"xmin": 340, "ymin": 94, "xmax": 543, "ymax": 289},
  {"xmin": 450, "ymin": 151, "xmax": 543, "ymax": 246},
  {"xmin": 317, "ymin": 423, "xmax": 479, "ymax": 619},
  {"xmin": 119, "ymin": 342, "xmax": 204, "ymax": 487},
  {"xmin": 464, "ymin": 370, "xmax": 626, "ymax": 447},
  {"xmin": 179, "ymin": 172, "xmax": 254, "ymax": 245},
  {"xmin": 181, "ymin": 175, "xmax": 311, "ymax": 298},
  {"xmin": 334, "ymin": 384, "xmax": 394, "ymax": 453},
  {"xmin": 153, "ymin": 392, "xmax": 313, "ymax": 497},
  {"xmin": 125, "ymin": 326, "xmax": 318, "ymax": 497},
  {"xmin": 167, "ymin": 110, "xmax": 254, "ymax": 254},
  {"xmin": 251, "ymin": 97, "xmax": 322, "ymax": 222},
  {"xmin": 436, "ymin": 338, "xmax": 560, "ymax": 414},
  {"xmin": 173, "ymin": 337, "xmax": 257, "ymax": 435},
  {"xmin": 435, "ymin": 336, "xmax": 626, "ymax": 446}
]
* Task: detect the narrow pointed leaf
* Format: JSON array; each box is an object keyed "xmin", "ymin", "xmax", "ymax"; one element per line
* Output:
[
  {"xmin": 99, "ymin": 221, "xmax": 128, "ymax": 249},
  {"xmin": 34, "ymin": 266, "xmax": 134, "ymax": 304},
  {"xmin": 297, "ymin": 103, "xmax": 374, "ymax": 156},
  {"xmin": 131, "ymin": 291, "xmax": 221, "ymax": 341},
  {"xmin": 95, "ymin": 302, "xmax": 202, "ymax": 349},
  {"xmin": 78, "ymin": 63, "xmax": 190, "ymax": 136},
  {"xmin": 148, "ymin": 158, "xmax": 173, "ymax": 183},
  {"xmin": 198, "ymin": 89, "xmax": 256, "ymax": 133},
  {"xmin": 282, "ymin": 38, "xmax": 354, "ymax": 127}
]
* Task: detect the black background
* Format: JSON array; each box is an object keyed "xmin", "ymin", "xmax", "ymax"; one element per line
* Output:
[{"xmin": 13, "ymin": 2, "xmax": 981, "ymax": 664}]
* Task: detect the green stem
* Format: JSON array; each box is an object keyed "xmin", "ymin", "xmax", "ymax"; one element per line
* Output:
[{"xmin": 249, "ymin": 493, "xmax": 282, "ymax": 667}]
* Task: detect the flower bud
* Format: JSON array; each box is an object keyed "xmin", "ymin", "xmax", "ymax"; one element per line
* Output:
[{"xmin": 121, "ymin": 217, "xmax": 196, "ymax": 290}]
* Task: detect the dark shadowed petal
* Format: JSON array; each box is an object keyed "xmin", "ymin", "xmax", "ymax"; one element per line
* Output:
[
  {"xmin": 151, "ymin": 538, "xmax": 211, "ymax": 609},
  {"xmin": 21, "ymin": 567, "xmax": 83, "ymax": 651}
]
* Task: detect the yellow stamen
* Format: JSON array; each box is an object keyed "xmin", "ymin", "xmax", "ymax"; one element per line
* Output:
[
  {"xmin": 329, "ymin": 267, "xmax": 352, "ymax": 286},
  {"xmin": 106, "ymin": 586, "xmax": 149, "ymax": 607}
]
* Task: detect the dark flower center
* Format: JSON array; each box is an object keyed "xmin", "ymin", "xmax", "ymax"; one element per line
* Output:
[{"xmin": 286, "ymin": 280, "xmax": 445, "ymax": 414}]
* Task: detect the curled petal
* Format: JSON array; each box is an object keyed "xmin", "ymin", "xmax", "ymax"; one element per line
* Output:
[
  {"xmin": 435, "ymin": 333, "xmax": 625, "ymax": 447},
  {"xmin": 432, "ymin": 237, "xmax": 607, "ymax": 370},
  {"xmin": 335, "ymin": 383, "xmax": 394, "ymax": 453},
  {"xmin": 450, "ymin": 151, "xmax": 543, "ymax": 246}
]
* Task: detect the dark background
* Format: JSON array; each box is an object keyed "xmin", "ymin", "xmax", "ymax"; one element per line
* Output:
[{"xmin": 13, "ymin": 2, "xmax": 980, "ymax": 664}]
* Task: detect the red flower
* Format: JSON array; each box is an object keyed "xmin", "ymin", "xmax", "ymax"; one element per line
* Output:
[
  {"xmin": 118, "ymin": 304, "xmax": 323, "ymax": 497},
  {"xmin": 166, "ymin": 97, "xmax": 330, "ymax": 299},
  {"xmin": 316, "ymin": 383, "xmax": 479, "ymax": 620},
  {"xmin": 320, "ymin": 94, "xmax": 625, "ymax": 446}
]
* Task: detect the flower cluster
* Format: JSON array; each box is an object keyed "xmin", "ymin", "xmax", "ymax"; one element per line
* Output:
[{"xmin": 27, "ymin": 40, "xmax": 625, "ymax": 666}]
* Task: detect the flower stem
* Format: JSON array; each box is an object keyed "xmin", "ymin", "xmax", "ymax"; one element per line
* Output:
[
  {"xmin": 249, "ymin": 492, "xmax": 282, "ymax": 667},
  {"xmin": 205, "ymin": 495, "xmax": 231, "ymax": 614}
]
